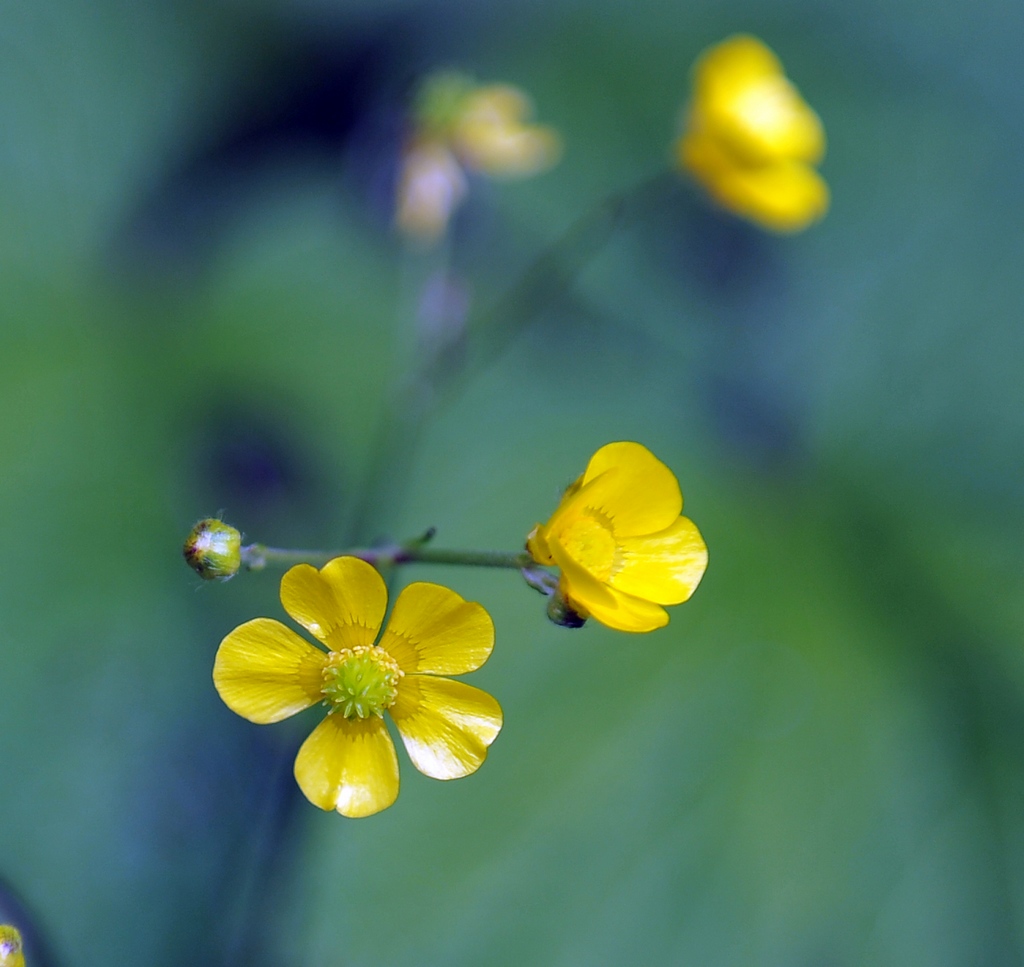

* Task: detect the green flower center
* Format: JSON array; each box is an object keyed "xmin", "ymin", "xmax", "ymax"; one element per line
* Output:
[{"xmin": 321, "ymin": 646, "xmax": 403, "ymax": 719}]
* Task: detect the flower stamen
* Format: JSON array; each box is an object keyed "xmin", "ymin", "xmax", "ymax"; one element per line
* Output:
[{"xmin": 321, "ymin": 645, "xmax": 403, "ymax": 719}]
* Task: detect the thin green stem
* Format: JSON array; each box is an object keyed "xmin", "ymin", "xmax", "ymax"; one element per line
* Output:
[{"xmin": 241, "ymin": 542, "xmax": 533, "ymax": 572}]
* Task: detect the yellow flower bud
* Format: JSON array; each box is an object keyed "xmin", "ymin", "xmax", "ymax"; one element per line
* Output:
[
  {"xmin": 182, "ymin": 518, "xmax": 242, "ymax": 581},
  {"xmin": 676, "ymin": 35, "xmax": 828, "ymax": 233},
  {"xmin": 0, "ymin": 925, "xmax": 24, "ymax": 967}
]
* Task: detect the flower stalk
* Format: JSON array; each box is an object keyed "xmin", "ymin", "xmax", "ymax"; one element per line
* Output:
[{"xmin": 239, "ymin": 534, "xmax": 534, "ymax": 574}]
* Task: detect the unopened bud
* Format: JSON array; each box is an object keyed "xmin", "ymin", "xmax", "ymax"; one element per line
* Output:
[
  {"xmin": 183, "ymin": 519, "xmax": 242, "ymax": 581},
  {"xmin": 0, "ymin": 925, "xmax": 24, "ymax": 967},
  {"xmin": 546, "ymin": 589, "xmax": 587, "ymax": 629}
]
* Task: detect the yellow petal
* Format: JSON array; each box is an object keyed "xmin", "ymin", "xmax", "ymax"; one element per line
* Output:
[
  {"xmin": 572, "ymin": 584, "xmax": 669, "ymax": 634},
  {"xmin": 279, "ymin": 556, "xmax": 387, "ymax": 650},
  {"xmin": 609, "ymin": 515, "xmax": 709, "ymax": 605},
  {"xmin": 293, "ymin": 713, "xmax": 399, "ymax": 817},
  {"xmin": 378, "ymin": 582, "xmax": 495, "ymax": 675},
  {"xmin": 677, "ymin": 127, "xmax": 732, "ymax": 182},
  {"xmin": 709, "ymin": 158, "xmax": 830, "ymax": 233},
  {"xmin": 456, "ymin": 123, "xmax": 562, "ymax": 177},
  {"xmin": 551, "ymin": 442, "xmax": 682, "ymax": 538},
  {"xmin": 721, "ymin": 77, "xmax": 825, "ymax": 165},
  {"xmin": 526, "ymin": 523, "xmax": 555, "ymax": 565},
  {"xmin": 390, "ymin": 675, "xmax": 502, "ymax": 780},
  {"xmin": 694, "ymin": 34, "xmax": 782, "ymax": 93},
  {"xmin": 453, "ymin": 84, "xmax": 562, "ymax": 177},
  {"xmin": 462, "ymin": 84, "xmax": 533, "ymax": 125},
  {"xmin": 689, "ymin": 35, "xmax": 825, "ymax": 166},
  {"xmin": 550, "ymin": 539, "xmax": 669, "ymax": 633},
  {"xmin": 213, "ymin": 618, "xmax": 326, "ymax": 724}
]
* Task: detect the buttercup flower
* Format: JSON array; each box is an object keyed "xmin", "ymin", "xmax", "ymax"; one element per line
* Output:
[
  {"xmin": 213, "ymin": 556, "xmax": 502, "ymax": 817},
  {"xmin": 527, "ymin": 442, "xmax": 708, "ymax": 633},
  {"xmin": 396, "ymin": 71, "xmax": 561, "ymax": 243},
  {"xmin": 0, "ymin": 925, "xmax": 24, "ymax": 967},
  {"xmin": 676, "ymin": 34, "xmax": 828, "ymax": 233}
]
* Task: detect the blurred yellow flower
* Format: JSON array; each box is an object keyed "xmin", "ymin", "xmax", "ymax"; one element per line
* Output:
[
  {"xmin": 0, "ymin": 925, "xmax": 24, "ymax": 967},
  {"xmin": 527, "ymin": 442, "xmax": 708, "ymax": 633},
  {"xmin": 213, "ymin": 556, "xmax": 502, "ymax": 818},
  {"xmin": 450, "ymin": 84, "xmax": 562, "ymax": 178},
  {"xmin": 396, "ymin": 72, "xmax": 561, "ymax": 243},
  {"xmin": 676, "ymin": 35, "xmax": 828, "ymax": 233}
]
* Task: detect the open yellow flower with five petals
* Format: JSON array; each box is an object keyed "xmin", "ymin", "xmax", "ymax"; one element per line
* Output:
[
  {"xmin": 213, "ymin": 556, "xmax": 502, "ymax": 818},
  {"xmin": 527, "ymin": 442, "xmax": 708, "ymax": 633}
]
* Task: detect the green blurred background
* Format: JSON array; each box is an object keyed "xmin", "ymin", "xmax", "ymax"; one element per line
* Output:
[{"xmin": 3, "ymin": 0, "xmax": 1024, "ymax": 964}]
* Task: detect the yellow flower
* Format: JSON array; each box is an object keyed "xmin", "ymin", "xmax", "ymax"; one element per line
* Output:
[
  {"xmin": 395, "ymin": 72, "xmax": 561, "ymax": 243},
  {"xmin": 450, "ymin": 84, "xmax": 562, "ymax": 178},
  {"xmin": 676, "ymin": 35, "xmax": 828, "ymax": 233},
  {"xmin": 213, "ymin": 556, "xmax": 502, "ymax": 818},
  {"xmin": 0, "ymin": 925, "xmax": 24, "ymax": 967},
  {"xmin": 527, "ymin": 442, "xmax": 708, "ymax": 633}
]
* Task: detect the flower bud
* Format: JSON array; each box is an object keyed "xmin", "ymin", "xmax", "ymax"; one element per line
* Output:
[
  {"xmin": 0, "ymin": 925, "xmax": 24, "ymax": 967},
  {"xmin": 183, "ymin": 518, "xmax": 242, "ymax": 581},
  {"xmin": 546, "ymin": 589, "xmax": 587, "ymax": 629}
]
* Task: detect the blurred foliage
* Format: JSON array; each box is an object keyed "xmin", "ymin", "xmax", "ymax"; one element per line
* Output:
[{"xmin": 1, "ymin": 0, "xmax": 1024, "ymax": 965}]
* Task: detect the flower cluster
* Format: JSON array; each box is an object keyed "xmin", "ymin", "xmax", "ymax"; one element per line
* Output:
[
  {"xmin": 527, "ymin": 442, "xmax": 708, "ymax": 632},
  {"xmin": 203, "ymin": 39, "xmax": 828, "ymax": 824},
  {"xmin": 207, "ymin": 442, "xmax": 706, "ymax": 816},
  {"xmin": 676, "ymin": 35, "xmax": 828, "ymax": 233},
  {"xmin": 213, "ymin": 556, "xmax": 501, "ymax": 818},
  {"xmin": 396, "ymin": 71, "xmax": 562, "ymax": 243}
]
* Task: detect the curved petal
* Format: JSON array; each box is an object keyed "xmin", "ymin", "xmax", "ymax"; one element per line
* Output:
[
  {"xmin": 279, "ymin": 557, "xmax": 387, "ymax": 650},
  {"xmin": 551, "ymin": 540, "xmax": 669, "ymax": 633},
  {"xmin": 610, "ymin": 515, "xmax": 709, "ymax": 605},
  {"xmin": 390, "ymin": 675, "xmax": 503, "ymax": 780},
  {"xmin": 293, "ymin": 714, "xmax": 399, "ymax": 818},
  {"xmin": 526, "ymin": 523, "xmax": 555, "ymax": 565},
  {"xmin": 551, "ymin": 442, "xmax": 682, "ymax": 538},
  {"xmin": 378, "ymin": 582, "xmax": 495, "ymax": 675},
  {"xmin": 693, "ymin": 37, "xmax": 824, "ymax": 166},
  {"xmin": 213, "ymin": 618, "xmax": 325, "ymax": 724},
  {"xmin": 710, "ymin": 159, "xmax": 829, "ymax": 233},
  {"xmin": 694, "ymin": 34, "xmax": 781, "ymax": 94}
]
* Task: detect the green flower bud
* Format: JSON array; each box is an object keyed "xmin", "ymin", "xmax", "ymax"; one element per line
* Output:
[
  {"xmin": 546, "ymin": 589, "xmax": 587, "ymax": 629},
  {"xmin": 183, "ymin": 519, "xmax": 242, "ymax": 581},
  {"xmin": 0, "ymin": 925, "xmax": 24, "ymax": 967}
]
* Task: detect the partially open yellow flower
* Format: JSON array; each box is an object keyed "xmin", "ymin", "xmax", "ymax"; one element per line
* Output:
[
  {"xmin": 527, "ymin": 442, "xmax": 708, "ymax": 633},
  {"xmin": 0, "ymin": 925, "xmax": 24, "ymax": 967},
  {"xmin": 395, "ymin": 71, "xmax": 561, "ymax": 243},
  {"xmin": 213, "ymin": 556, "xmax": 502, "ymax": 818},
  {"xmin": 450, "ymin": 84, "xmax": 562, "ymax": 178},
  {"xmin": 676, "ymin": 35, "xmax": 828, "ymax": 233}
]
